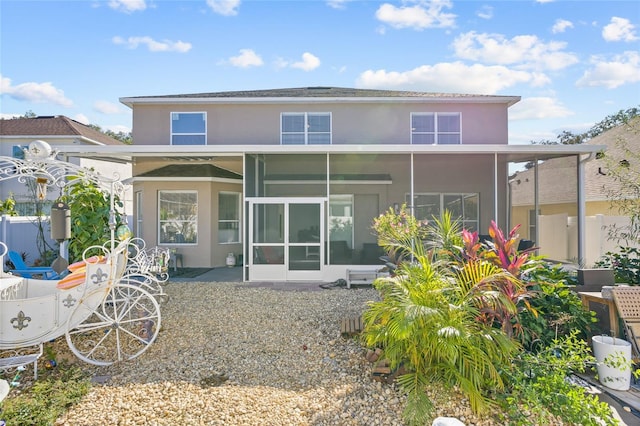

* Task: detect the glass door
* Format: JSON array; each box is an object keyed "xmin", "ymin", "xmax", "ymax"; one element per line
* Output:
[
  {"xmin": 287, "ymin": 202, "xmax": 323, "ymax": 280},
  {"xmin": 248, "ymin": 198, "xmax": 324, "ymax": 281}
]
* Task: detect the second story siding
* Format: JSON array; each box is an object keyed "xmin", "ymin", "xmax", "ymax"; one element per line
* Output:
[{"xmin": 124, "ymin": 87, "xmax": 518, "ymax": 146}]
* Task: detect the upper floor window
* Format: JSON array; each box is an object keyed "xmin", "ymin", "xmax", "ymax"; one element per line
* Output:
[
  {"xmin": 281, "ymin": 112, "xmax": 331, "ymax": 145},
  {"xmin": 171, "ymin": 112, "xmax": 206, "ymax": 145},
  {"xmin": 411, "ymin": 112, "xmax": 461, "ymax": 145}
]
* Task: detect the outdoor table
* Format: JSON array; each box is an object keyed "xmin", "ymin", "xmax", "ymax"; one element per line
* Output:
[{"xmin": 578, "ymin": 291, "xmax": 620, "ymax": 337}]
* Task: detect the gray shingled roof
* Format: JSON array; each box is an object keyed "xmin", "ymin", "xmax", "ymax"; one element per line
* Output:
[
  {"xmin": 137, "ymin": 164, "xmax": 242, "ymax": 180},
  {"xmin": 0, "ymin": 116, "xmax": 124, "ymax": 146},
  {"xmin": 124, "ymin": 86, "xmax": 514, "ymax": 101},
  {"xmin": 511, "ymin": 117, "xmax": 640, "ymax": 205}
]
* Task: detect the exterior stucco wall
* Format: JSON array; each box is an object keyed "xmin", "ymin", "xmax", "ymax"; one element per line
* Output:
[
  {"xmin": 131, "ymin": 102, "xmax": 509, "ymax": 146},
  {"xmin": 133, "ymin": 179, "xmax": 242, "ymax": 268}
]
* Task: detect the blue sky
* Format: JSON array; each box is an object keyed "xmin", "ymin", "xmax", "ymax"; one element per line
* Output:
[{"xmin": 1, "ymin": 0, "xmax": 638, "ymax": 145}]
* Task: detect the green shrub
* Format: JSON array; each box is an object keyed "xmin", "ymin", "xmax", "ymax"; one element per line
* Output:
[
  {"xmin": 594, "ymin": 246, "xmax": 640, "ymax": 284},
  {"xmin": 0, "ymin": 365, "xmax": 91, "ymax": 425},
  {"xmin": 501, "ymin": 331, "xmax": 618, "ymax": 426},
  {"xmin": 518, "ymin": 261, "xmax": 597, "ymax": 351}
]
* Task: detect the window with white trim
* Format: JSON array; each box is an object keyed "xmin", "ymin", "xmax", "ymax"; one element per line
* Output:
[
  {"xmin": 171, "ymin": 112, "xmax": 206, "ymax": 145},
  {"xmin": 411, "ymin": 112, "xmax": 461, "ymax": 145},
  {"xmin": 159, "ymin": 191, "xmax": 198, "ymax": 244},
  {"xmin": 218, "ymin": 192, "xmax": 241, "ymax": 244},
  {"xmin": 281, "ymin": 112, "xmax": 331, "ymax": 145},
  {"xmin": 135, "ymin": 191, "xmax": 143, "ymax": 239},
  {"xmin": 407, "ymin": 193, "xmax": 478, "ymax": 231}
]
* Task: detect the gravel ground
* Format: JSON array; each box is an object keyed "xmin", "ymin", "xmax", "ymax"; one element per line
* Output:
[{"xmin": 53, "ymin": 281, "xmax": 493, "ymax": 426}]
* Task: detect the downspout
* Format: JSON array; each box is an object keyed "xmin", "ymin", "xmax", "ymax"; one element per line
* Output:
[{"xmin": 578, "ymin": 152, "xmax": 596, "ymax": 266}]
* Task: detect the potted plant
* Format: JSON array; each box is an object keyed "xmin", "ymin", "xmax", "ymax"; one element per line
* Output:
[{"xmin": 592, "ymin": 335, "xmax": 633, "ymax": 390}]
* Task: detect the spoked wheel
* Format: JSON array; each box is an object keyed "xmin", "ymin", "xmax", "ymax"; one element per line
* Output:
[{"xmin": 65, "ymin": 283, "xmax": 161, "ymax": 366}]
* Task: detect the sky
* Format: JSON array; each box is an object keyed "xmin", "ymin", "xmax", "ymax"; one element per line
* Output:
[{"xmin": 1, "ymin": 0, "xmax": 639, "ymax": 146}]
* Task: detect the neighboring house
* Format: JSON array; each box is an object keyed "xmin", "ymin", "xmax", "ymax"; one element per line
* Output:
[
  {"xmin": 510, "ymin": 117, "xmax": 639, "ymax": 265},
  {"xmin": 52, "ymin": 87, "xmax": 602, "ymax": 282},
  {"xmin": 0, "ymin": 116, "xmax": 131, "ymax": 261},
  {"xmin": 0, "ymin": 115, "xmax": 130, "ymax": 214}
]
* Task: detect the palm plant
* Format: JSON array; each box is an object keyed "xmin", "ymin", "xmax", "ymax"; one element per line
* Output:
[{"xmin": 365, "ymin": 209, "xmax": 522, "ymax": 423}]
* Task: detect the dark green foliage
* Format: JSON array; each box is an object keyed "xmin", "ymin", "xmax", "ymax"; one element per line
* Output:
[
  {"xmin": 595, "ymin": 246, "xmax": 640, "ymax": 284},
  {"xmin": 502, "ymin": 331, "xmax": 617, "ymax": 426},
  {"xmin": 58, "ymin": 179, "xmax": 123, "ymax": 262},
  {"xmin": 369, "ymin": 207, "xmax": 608, "ymax": 425},
  {"xmin": 518, "ymin": 261, "xmax": 597, "ymax": 351}
]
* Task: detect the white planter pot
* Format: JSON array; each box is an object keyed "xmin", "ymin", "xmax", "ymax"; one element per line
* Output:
[{"xmin": 592, "ymin": 335, "xmax": 632, "ymax": 391}]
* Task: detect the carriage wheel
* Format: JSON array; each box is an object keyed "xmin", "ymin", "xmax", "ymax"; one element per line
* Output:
[{"xmin": 65, "ymin": 283, "xmax": 161, "ymax": 366}]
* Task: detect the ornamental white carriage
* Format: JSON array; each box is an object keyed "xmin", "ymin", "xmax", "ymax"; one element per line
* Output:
[{"xmin": 0, "ymin": 141, "xmax": 167, "ymax": 375}]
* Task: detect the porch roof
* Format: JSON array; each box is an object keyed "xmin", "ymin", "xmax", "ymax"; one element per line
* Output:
[
  {"xmin": 54, "ymin": 143, "xmax": 606, "ymax": 165},
  {"xmin": 136, "ymin": 164, "xmax": 242, "ymax": 180}
]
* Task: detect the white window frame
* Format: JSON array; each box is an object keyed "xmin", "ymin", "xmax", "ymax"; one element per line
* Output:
[
  {"xmin": 135, "ymin": 191, "xmax": 143, "ymax": 239},
  {"xmin": 158, "ymin": 190, "xmax": 198, "ymax": 245},
  {"xmin": 170, "ymin": 112, "xmax": 207, "ymax": 145},
  {"xmin": 281, "ymin": 112, "xmax": 332, "ymax": 145},
  {"xmin": 218, "ymin": 191, "xmax": 241, "ymax": 244},
  {"xmin": 411, "ymin": 112, "xmax": 461, "ymax": 145}
]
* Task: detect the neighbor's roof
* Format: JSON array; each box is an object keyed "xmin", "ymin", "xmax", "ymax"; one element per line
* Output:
[
  {"xmin": 121, "ymin": 86, "xmax": 520, "ymax": 107},
  {"xmin": 511, "ymin": 116, "xmax": 640, "ymax": 205},
  {"xmin": 0, "ymin": 116, "xmax": 124, "ymax": 146}
]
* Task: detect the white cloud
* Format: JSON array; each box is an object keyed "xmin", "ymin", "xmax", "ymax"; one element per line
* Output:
[
  {"xmin": 73, "ymin": 114, "xmax": 90, "ymax": 125},
  {"xmin": 552, "ymin": 19, "xmax": 573, "ymax": 34},
  {"xmin": 112, "ymin": 36, "xmax": 192, "ymax": 53},
  {"xmin": 602, "ymin": 17, "xmax": 638, "ymax": 42},
  {"xmin": 576, "ymin": 51, "xmax": 640, "ymax": 88},
  {"xmin": 0, "ymin": 74, "xmax": 73, "ymax": 107},
  {"xmin": 291, "ymin": 52, "xmax": 321, "ymax": 71},
  {"xmin": 356, "ymin": 62, "xmax": 549, "ymax": 94},
  {"xmin": 535, "ymin": 0, "xmax": 555, "ymax": 3},
  {"xmin": 206, "ymin": 0, "xmax": 240, "ymax": 16},
  {"xmin": 375, "ymin": 0, "xmax": 456, "ymax": 30},
  {"xmin": 452, "ymin": 31, "xmax": 579, "ymax": 71},
  {"xmin": 93, "ymin": 100, "xmax": 122, "ymax": 114},
  {"xmin": 105, "ymin": 124, "xmax": 131, "ymax": 134},
  {"xmin": 108, "ymin": 0, "xmax": 146, "ymax": 13},
  {"xmin": 229, "ymin": 49, "xmax": 264, "ymax": 68},
  {"xmin": 326, "ymin": 0, "xmax": 350, "ymax": 9},
  {"xmin": 0, "ymin": 113, "xmax": 22, "ymax": 119},
  {"xmin": 476, "ymin": 5, "xmax": 493, "ymax": 20},
  {"xmin": 509, "ymin": 97, "xmax": 573, "ymax": 120}
]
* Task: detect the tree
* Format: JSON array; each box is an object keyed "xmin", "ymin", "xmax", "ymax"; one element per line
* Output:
[
  {"xmin": 58, "ymin": 179, "xmax": 124, "ymax": 262},
  {"xmin": 88, "ymin": 124, "xmax": 132, "ymax": 145},
  {"xmin": 600, "ymin": 117, "xmax": 640, "ymax": 245},
  {"xmin": 529, "ymin": 106, "xmax": 639, "ymax": 146}
]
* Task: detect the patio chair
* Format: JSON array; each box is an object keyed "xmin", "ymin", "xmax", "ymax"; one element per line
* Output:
[
  {"xmin": 7, "ymin": 250, "xmax": 61, "ymax": 280},
  {"xmin": 611, "ymin": 286, "xmax": 640, "ymax": 359}
]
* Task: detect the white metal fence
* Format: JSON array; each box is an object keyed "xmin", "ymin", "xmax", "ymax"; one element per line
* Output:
[{"xmin": 0, "ymin": 215, "xmax": 57, "ymax": 269}]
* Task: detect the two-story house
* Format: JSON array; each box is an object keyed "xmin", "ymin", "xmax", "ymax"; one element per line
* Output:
[{"xmin": 55, "ymin": 87, "xmax": 603, "ymax": 282}]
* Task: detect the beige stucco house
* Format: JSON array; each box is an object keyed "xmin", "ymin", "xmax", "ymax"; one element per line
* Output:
[
  {"xmin": 49, "ymin": 87, "xmax": 603, "ymax": 282},
  {"xmin": 510, "ymin": 116, "xmax": 639, "ymax": 264},
  {"xmin": 0, "ymin": 116, "xmax": 130, "ymax": 215}
]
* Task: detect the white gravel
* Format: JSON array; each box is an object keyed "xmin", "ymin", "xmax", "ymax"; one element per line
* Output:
[{"xmin": 53, "ymin": 281, "xmax": 491, "ymax": 426}]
